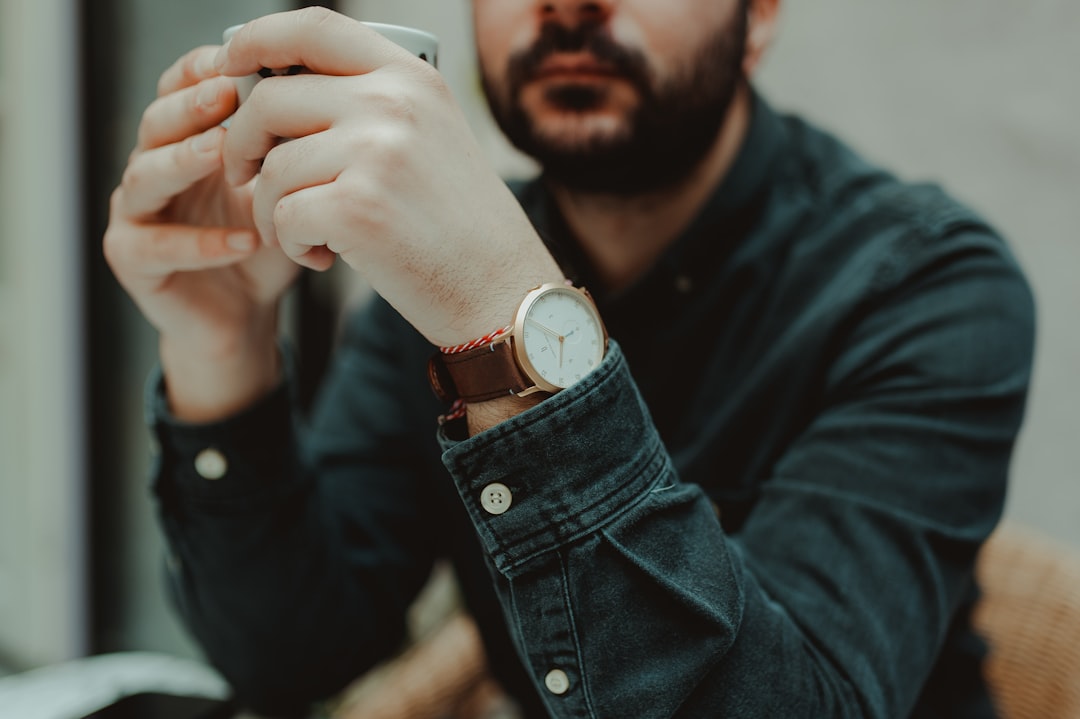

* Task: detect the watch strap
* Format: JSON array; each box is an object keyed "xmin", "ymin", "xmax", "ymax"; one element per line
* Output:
[{"xmin": 428, "ymin": 340, "xmax": 536, "ymax": 403}]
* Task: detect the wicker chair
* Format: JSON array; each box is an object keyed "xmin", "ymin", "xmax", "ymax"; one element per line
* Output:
[
  {"xmin": 973, "ymin": 522, "xmax": 1080, "ymax": 719},
  {"xmin": 332, "ymin": 612, "xmax": 514, "ymax": 719}
]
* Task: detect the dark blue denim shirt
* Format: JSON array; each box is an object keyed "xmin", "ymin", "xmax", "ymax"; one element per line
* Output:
[{"xmin": 149, "ymin": 92, "xmax": 1035, "ymax": 718}]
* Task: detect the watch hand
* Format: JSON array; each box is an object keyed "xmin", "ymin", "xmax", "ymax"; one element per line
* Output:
[
  {"xmin": 559, "ymin": 335, "xmax": 564, "ymax": 367},
  {"xmin": 527, "ymin": 319, "xmax": 564, "ymax": 341}
]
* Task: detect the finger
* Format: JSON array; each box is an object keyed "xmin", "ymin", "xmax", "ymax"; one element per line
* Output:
[
  {"xmin": 158, "ymin": 45, "xmax": 223, "ymax": 97},
  {"xmin": 137, "ymin": 75, "xmax": 237, "ymax": 152},
  {"xmin": 251, "ymin": 132, "xmax": 345, "ymax": 247},
  {"xmin": 107, "ymin": 222, "xmax": 258, "ymax": 278},
  {"xmin": 221, "ymin": 73, "xmax": 344, "ymax": 185},
  {"xmin": 216, "ymin": 7, "xmax": 408, "ymax": 79},
  {"xmin": 118, "ymin": 126, "xmax": 226, "ymax": 219},
  {"xmin": 271, "ymin": 182, "xmax": 342, "ymax": 272},
  {"xmin": 291, "ymin": 246, "xmax": 337, "ymax": 272}
]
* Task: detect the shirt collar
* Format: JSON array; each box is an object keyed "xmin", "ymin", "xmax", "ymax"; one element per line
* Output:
[{"xmin": 521, "ymin": 89, "xmax": 788, "ymax": 303}]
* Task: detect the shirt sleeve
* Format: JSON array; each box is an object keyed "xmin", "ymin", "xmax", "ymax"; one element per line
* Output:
[
  {"xmin": 438, "ymin": 232, "xmax": 1035, "ymax": 718},
  {"xmin": 148, "ymin": 307, "xmax": 443, "ymax": 716}
]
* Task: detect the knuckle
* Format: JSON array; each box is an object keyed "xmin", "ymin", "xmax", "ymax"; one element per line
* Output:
[
  {"xmin": 135, "ymin": 95, "xmax": 170, "ymax": 149},
  {"xmin": 336, "ymin": 176, "xmax": 387, "ymax": 231},
  {"xmin": 338, "ymin": 131, "xmax": 372, "ymax": 163},
  {"xmin": 296, "ymin": 5, "xmax": 338, "ymax": 31},
  {"xmin": 197, "ymin": 228, "xmax": 228, "ymax": 258},
  {"xmin": 190, "ymin": 77, "xmax": 223, "ymax": 117},
  {"xmin": 258, "ymin": 143, "xmax": 289, "ymax": 185},
  {"xmin": 144, "ymin": 224, "xmax": 180, "ymax": 264},
  {"xmin": 272, "ymin": 193, "xmax": 296, "ymax": 229},
  {"xmin": 158, "ymin": 47, "xmax": 202, "ymax": 96},
  {"xmin": 119, "ymin": 163, "xmax": 145, "ymax": 197},
  {"xmin": 343, "ymin": 125, "xmax": 410, "ymax": 176},
  {"xmin": 101, "ymin": 225, "xmax": 125, "ymax": 268},
  {"xmin": 257, "ymin": 160, "xmax": 278, "ymax": 188},
  {"xmin": 134, "ymin": 111, "xmax": 154, "ymax": 150},
  {"xmin": 157, "ymin": 60, "xmax": 182, "ymax": 97},
  {"xmin": 407, "ymin": 59, "xmax": 448, "ymax": 96},
  {"xmin": 363, "ymin": 85, "xmax": 419, "ymax": 126},
  {"xmin": 108, "ymin": 186, "xmax": 125, "ymax": 216},
  {"xmin": 103, "ymin": 223, "xmax": 149, "ymax": 273},
  {"xmin": 180, "ymin": 47, "xmax": 213, "ymax": 83}
]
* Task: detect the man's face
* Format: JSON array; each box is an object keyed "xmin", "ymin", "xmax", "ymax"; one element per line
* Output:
[{"xmin": 473, "ymin": 0, "xmax": 749, "ymax": 194}]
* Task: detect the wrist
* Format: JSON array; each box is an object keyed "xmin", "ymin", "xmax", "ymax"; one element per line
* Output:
[
  {"xmin": 465, "ymin": 394, "xmax": 545, "ymax": 436},
  {"xmin": 431, "ymin": 281, "xmax": 608, "ymax": 433},
  {"xmin": 160, "ymin": 320, "xmax": 281, "ymax": 423}
]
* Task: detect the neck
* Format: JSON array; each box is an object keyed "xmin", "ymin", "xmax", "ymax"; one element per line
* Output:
[{"xmin": 547, "ymin": 85, "xmax": 752, "ymax": 293}]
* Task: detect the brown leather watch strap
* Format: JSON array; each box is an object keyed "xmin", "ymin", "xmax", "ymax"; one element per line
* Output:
[{"xmin": 428, "ymin": 340, "xmax": 536, "ymax": 403}]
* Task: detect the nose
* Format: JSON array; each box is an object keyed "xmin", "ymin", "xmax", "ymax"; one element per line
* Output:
[{"xmin": 538, "ymin": 0, "xmax": 613, "ymax": 27}]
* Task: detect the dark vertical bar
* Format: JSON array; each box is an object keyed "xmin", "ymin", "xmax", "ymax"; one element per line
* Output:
[
  {"xmin": 79, "ymin": 0, "xmax": 127, "ymax": 654},
  {"xmin": 78, "ymin": 0, "xmax": 344, "ymax": 654}
]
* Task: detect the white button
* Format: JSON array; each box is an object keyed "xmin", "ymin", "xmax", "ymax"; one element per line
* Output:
[
  {"xmin": 480, "ymin": 483, "xmax": 512, "ymax": 515},
  {"xmin": 544, "ymin": 668, "xmax": 570, "ymax": 695},
  {"xmin": 194, "ymin": 448, "xmax": 228, "ymax": 480}
]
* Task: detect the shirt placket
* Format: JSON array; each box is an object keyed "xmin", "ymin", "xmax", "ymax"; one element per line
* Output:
[{"xmin": 508, "ymin": 552, "xmax": 593, "ymax": 718}]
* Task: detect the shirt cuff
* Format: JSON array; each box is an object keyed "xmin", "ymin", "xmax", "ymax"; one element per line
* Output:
[
  {"xmin": 439, "ymin": 341, "xmax": 669, "ymax": 575},
  {"xmin": 145, "ymin": 357, "xmax": 301, "ymax": 507}
]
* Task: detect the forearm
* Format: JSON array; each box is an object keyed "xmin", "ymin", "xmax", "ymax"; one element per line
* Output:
[
  {"xmin": 149, "ymin": 367, "xmax": 432, "ymax": 714},
  {"xmin": 440, "ymin": 344, "xmax": 997, "ymax": 718}
]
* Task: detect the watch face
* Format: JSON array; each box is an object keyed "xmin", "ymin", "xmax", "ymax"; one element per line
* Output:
[{"xmin": 515, "ymin": 285, "xmax": 607, "ymax": 392}]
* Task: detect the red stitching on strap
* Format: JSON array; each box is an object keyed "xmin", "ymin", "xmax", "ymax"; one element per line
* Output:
[
  {"xmin": 438, "ymin": 398, "xmax": 468, "ymax": 425},
  {"xmin": 436, "ymin": 326, "xmax": 513, "ymax": 423},
  {"xmin": 439, "ymin": 325, "xmax": 513, "ymax": 355}
]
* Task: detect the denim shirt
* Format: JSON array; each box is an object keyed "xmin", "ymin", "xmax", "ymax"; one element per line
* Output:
[{"xmin": 149, "ymin": 93, "xmax": 1035, "ymax": 718}]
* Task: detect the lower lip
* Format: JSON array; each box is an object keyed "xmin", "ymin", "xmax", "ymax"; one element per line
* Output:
[{"xmin": 534, "ymin": 71, "xmax": 621, "ymax": 83}]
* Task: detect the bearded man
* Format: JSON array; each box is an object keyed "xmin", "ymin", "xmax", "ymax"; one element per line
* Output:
[{"xmin": 104, "ymin": 1, "xmax": 1034, "ymax": 716}]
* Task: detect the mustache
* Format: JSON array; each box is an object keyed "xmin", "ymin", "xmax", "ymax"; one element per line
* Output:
[{"xmin": 505, "ymin": 21, "xmax": 652, "ymax": 94}]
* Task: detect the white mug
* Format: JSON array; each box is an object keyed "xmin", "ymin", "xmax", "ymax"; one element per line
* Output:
[{"xmin": 222, "ymin": 21, "xmax": 439, "ymax": 104}]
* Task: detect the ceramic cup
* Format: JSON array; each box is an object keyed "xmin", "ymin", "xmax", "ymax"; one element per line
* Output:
[{"xmin": 222, "ymin": 21, "xmax": 439, "ymax": 104}]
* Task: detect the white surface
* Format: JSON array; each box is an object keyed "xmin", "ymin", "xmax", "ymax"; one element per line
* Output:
[{"xmin": 0, "ymin": 653, "xmax": 230, "ymax": 719}]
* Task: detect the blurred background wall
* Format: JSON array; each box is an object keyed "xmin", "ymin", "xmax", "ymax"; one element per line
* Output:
[
  {"xmin": 0, "ymin": 0, "xmax": 1076, "ymax": 672},
  {"xmin": 0, "ymin": 0, "xmax": 86, "ymax": 670}
]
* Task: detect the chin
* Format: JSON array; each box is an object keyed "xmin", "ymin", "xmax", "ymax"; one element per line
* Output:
[{"xmin": 530, "ymin": 111, "xmax": 629, "ymax": 152}]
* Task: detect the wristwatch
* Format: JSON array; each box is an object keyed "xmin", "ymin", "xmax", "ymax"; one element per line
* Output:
[{"xmin": 428, "ymin": 283, "xmax": 608, "ymax": 403}]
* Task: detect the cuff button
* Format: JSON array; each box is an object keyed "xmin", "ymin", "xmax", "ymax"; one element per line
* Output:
[
  {"xmin": 194, "ymin": 448, "xmax": 228, "ymax": 480},
  {"xmin": 544, "ymin": 668, "xmax": 570, "ymax": 695},
  {"xmin": 480, "ymin": 482, "xmax": 512, "ymax": 515}
]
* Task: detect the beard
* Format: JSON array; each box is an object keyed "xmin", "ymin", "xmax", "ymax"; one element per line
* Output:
[{"xmin": 481, "ymin": 9, "xmax": 749, "ymax": 195}]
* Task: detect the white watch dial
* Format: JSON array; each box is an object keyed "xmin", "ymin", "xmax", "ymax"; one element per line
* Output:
[{"xmin": 517, "ymin": 286, "xmax": 606, "ymax": 391}]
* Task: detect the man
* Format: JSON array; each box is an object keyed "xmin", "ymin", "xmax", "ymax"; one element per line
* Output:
[{"xmin": 104, "ymin": 1, "xmax": 1034, "ymax": 717}]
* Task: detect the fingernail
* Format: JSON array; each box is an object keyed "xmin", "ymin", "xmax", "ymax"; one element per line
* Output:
[
  {"xmin": 214, "ymin": 41, "xmax": 230, "ymax": 72},
  {"xmin": 196, "ymin": 80, "xmax": 219, "ymax": 109},
  {"xmin": 192, "ymin": 128, "xmax": 218, "ymax": 152},
  {"xmin": 226, "ymin": 232, "xmax": 256, "ymax": 252}
]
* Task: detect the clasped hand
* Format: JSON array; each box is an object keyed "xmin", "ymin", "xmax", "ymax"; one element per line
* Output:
[{"xmin": 105, "ymin": 7, "xmax": 561, "ymax": 369}]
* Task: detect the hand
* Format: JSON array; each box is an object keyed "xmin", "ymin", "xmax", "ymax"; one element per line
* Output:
[
  {"xmin": 103, "ymin": 45, "xmax": 301, "ymax": 420},
  {"xmin": 216, "ymin": 8, "xmax": 564, "ymax": 348}
]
